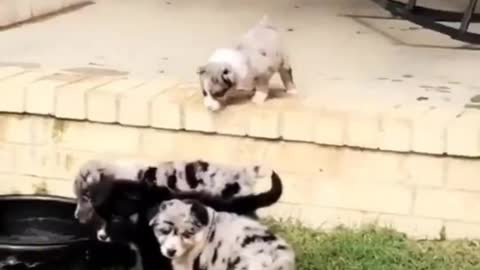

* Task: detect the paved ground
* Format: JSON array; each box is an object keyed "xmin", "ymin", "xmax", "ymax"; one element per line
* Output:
[{"xmin": 0, "ymin": 0, "xmax": 479, "ymax": 109}]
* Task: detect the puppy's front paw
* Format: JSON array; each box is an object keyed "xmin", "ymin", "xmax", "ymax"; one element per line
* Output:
[
  {"xmin": 97, "ymin": 228, "xmax": 111, "ymax": 242},
  {"xmin": 251, "ymin": 91, "xmax": 268, "ymax": 105},
  {"xmin": 286, "ymin": 88, "xmax": 298, "ymax": 95}
]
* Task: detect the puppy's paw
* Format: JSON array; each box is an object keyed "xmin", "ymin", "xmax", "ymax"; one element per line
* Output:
[
  {"xmin": 97, "ymin": 228, "xmax": 111, "ymax": 242},
  {"xmin": 251, "ymin": 91, "xmax": 268, "ymax": 104},
  {"xmin": 286, "ymin": 88, "xmax": 298, "ymax": 95}
]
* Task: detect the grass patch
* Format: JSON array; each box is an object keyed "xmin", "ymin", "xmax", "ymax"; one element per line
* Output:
[{"xmin": 265, "ymin": 219, "xmax": 480, "ymax": 270}]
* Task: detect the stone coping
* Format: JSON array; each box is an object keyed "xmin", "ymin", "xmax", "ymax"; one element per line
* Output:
[
  {"xmin": 0, "ymin": 0, "xmax": 91, "ymax": 28},
  {"xmin": 0, "ymin": 65, "xmax": 479, "ymax": 157}
]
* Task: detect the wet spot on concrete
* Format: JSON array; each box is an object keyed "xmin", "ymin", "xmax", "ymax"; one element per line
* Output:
[
  {"xmin": 294, "ymin": 5, "xmax": 300, "ymax": 8},
  {"xmin": 402, "ymin": 74, "xmax": 413, "ymax": 78},
  {"xmin": 161, "ymin": 57, "xmax": 169, "ymax": 61},
  {"xmin": 448, "ymin": 81, "xmax": 461, "ymax": 85},
  {"xmin": 64, "ymin": 67, "xmax": 128, "ymax": 76},
  {"xmin": 470, "ymin": 95, "xmax": 480, "ymax": 103},
  {"xmin": 158, "ymin": 70, "xmax": 165, "ymax": 74},
  {"xmin": 443, "ymin": 97, "xmax": 451, "ymax": 102},
  {"xmin": 88, "ymin": 62, "xmax": 104, "ymax": 67},
  {"xmin": 287, "ymin": 28, "xmax": 294, "ymax": 32},
  {"xmin": 465, "ymin": 104, "xmax": 480, "ymax": 110},
  {"xmin": 401, "ymin": 26, "xmax": 421, "ymax": 31},
  {"xmin": 420, "ymin": 85, "xmax": 434, "ymax": 89},
  {"xmin": 417, "ymin": 96, "xmax": 429, "ymax": 101},
  {"xmin": 377, "ymin": 77, "xmax": 389, "ymax": 81},
  {"xmin": 391, "ymin": 79, "xmax": 403, "ymax": 82}
]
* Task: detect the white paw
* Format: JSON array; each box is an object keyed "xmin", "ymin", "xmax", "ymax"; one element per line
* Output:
[
  {"xmin": 286, "ymin": 88, "xmax": 298, "ymax": 95},
  {"xmin": 252, "ymin": 92, "xmax": 268, "ymax": 104},
  {"xmin": 97, "ymin": 229, "xmax": 111, "ymax": 242},
  {"xmin": 204, "ymin": 97, "xmax": 222, "ymax": 111}
]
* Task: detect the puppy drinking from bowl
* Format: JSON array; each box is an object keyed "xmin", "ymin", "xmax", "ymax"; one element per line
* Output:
[{"xmin": 198, "ymin": 15, "xmax": 297, "ymax": 112}]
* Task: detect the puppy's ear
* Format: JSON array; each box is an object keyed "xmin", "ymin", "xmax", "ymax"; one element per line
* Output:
[
  {"xmin": 88, "ymin": 178, "xmax": 113, "ymax": 208},
  {"xmin": 190, "ymin": 201, "xmax": 209, "ymax": 226},
  {"xmin": 147, "ymin": 206, "xmax": 160, "ymax": 226},
  {"xmin": 221, "ymin": 67, "xmax": 235, "ymax": 85},
  {"xmin": 197, "ymin": 66, "xmax": 206, "ymax": 75}
]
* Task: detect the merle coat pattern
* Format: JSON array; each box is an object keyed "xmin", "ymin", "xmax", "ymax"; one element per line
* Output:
[
  {"xmin": 198, "ymin": 15, "xmax": 297, "ymax": 111},
  {"xmin": 86, "ymin": 172, "xmax": 283, "ymax": 270},
  {"xmin": 149, "ymin": 199, "xmax": 295, "ymax": 270},
  {"xmin": 73, "ymin": 158, "xmax": 269, "ymax": 240}
]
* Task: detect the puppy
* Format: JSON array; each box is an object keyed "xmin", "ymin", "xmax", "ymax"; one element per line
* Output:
[
  {"xmin": 87, "ymin": 172, "xmax": 283, "ymax": 270},
  {"xmin": 73, "ymin": 159, "xmax": 149, "ymax": 241},
  {"xmin": 147, "ymin": 160, "xmax": 269, "ymax": 197},
  {"xmin": 149, "ymin": 199, "xmax": 295, "ymax": 270},
  {"xmin": 88, "ymin": 171, "xmax": 282, "ymax": 229},
  {"xmin": 73, "ymin": 159, "xmax": 269, "ymax": 241},
  {"xmin": 198, "ymin": 15, "xmax": 297, "ymax": 111}
]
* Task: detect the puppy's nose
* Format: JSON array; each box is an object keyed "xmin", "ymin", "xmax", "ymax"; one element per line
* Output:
[{"xmin": 166, "ymin": 249, "xmax": 176, "ymax": 257}]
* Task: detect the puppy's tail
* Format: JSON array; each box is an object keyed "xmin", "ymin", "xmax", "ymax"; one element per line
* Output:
[
  {"xmin": 213, "ymin": 171, "xmax": 283, "ymax": 215},
  {"xmin": 247, "ymin": 170, "xmax": 283, "ymax": 208}
]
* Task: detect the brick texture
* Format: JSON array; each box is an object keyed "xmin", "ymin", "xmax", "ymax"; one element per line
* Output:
[
  {"xmin": 414, "ymin": 189, "xmax": 480, "ymax": 222},
  {"xmin": 0, "ymin": 115, "xmax": 54, "ymax": 145},
  {"xmin": 445, "ymin": 221, "xmax": 480, "ymax": 239},
  {"xmin": 446, "ymin": 110, "xmax": 480, "ymax": 157},
  {"xmin": 55, "ymin": 76, "xmax": 120, "ymax": 120},
  {"xmin": 26, "ymin": 72, "xmax": 85, "ymax": 115},
  {"xmin": 118, "ymin": 79, "xmax": 178, "ymax": 126},
  {"xmin": 404, "ymin": 154, "xmax": 446, "ymax": 187},
  {"xmin": 86, "ymin": 78, "xmax": 145, "ymax": 123},
  {"xmin": 313, "ymin": 109, "xmax": 346, "ymax": 146},
  {"xmin": 446, "ymin": 158, "xmax": 480, "ymax": 191},
  {"xmin": 55, "ymin": 121, "xmax": 141, "ymax": 154},
  {"xmin": 0, "ymin": 71, "xmax": 50, "ymax": 112},
  {"xmin": 150, "ymin": 84, "xmax": 197, "ymax": 130}
]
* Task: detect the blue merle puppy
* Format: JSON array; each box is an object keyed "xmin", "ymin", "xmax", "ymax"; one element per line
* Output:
[
  {"xmin": 149, "ymin": 199, "xmax": 295, "ymax": 270},
  {"xmin": 73, "ymin": 158, "xmax": 270, "ymax": 241}
]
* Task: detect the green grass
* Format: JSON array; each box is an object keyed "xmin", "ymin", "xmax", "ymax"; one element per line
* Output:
[{"xmin": 265, "ymin": 219, "xmax": 480, "ymax": 270}]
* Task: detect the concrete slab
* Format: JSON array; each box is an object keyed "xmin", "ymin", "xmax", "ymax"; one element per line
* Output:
[{"xmin": 0, "ymin": 0, "xmax": 479, "ymax": 128}]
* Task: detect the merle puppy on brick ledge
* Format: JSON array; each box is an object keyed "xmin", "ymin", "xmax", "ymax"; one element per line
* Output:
[
  {"xmin": 73, "ymin": 158, "xmax": 271, "ymax": 242},
  {"xmin": 198, "ymin": 15, "xmax": 297, "ymax": 111},
  {"xmin": 82, "ymin": 170, "xmax": 283, "ymax": 270}
]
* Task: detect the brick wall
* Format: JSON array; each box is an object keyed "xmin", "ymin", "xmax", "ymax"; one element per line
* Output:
[{"xmin": 0, "ymin": 66, "xmax": 479, "ymax": 239}]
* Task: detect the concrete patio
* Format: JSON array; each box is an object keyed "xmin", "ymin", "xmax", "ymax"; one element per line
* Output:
[{"xmin": 1, "ymin": 0, "xmax": 480, "ymax": 239}]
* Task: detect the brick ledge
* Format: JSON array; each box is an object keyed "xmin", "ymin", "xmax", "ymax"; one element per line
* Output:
[{"xmin": 0, "ymin": 66, "xmax": 478, "ymax": 157}]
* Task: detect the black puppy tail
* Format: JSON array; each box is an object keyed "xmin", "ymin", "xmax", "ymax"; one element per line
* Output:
[{"xmin": 208, "ymin": 171, "xmax": 283, "ymax": 215}]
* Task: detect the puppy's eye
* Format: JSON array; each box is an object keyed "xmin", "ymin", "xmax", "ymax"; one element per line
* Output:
[
  {"xmin": 222, "ymin": 69, "xmax": 229, "ymax": 75},
  {"xmin": 181, "ymin": 231, "xmax": 194, "ymax": 239},
  {"xmin": 160, "ymin": 228, "xmax": 172, "ymax": 235}
]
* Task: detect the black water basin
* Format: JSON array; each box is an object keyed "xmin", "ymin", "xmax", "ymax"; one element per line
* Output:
[{"xmin": 0, "ymin": 195, "xmax": 135, "ymax": 270}]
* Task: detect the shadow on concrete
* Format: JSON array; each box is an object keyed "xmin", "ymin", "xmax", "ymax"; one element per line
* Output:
[
  {"xmin": 341, "ymin": 14, "xmax": 480, "ymax": 51},
  {"xmin": 0, "ymin": 1, "xmax": 95, "ymax": 32}
]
